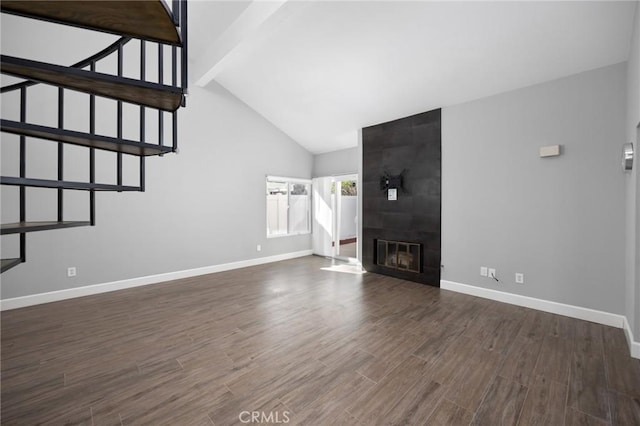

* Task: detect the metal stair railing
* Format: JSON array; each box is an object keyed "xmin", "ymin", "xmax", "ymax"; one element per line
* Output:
[{"xmin": 0, "ymin": 0, "xmax": 188, "ymax": 273}]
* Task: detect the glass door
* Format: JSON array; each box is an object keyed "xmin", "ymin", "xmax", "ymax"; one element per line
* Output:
[{"xmin": 332, "ymin": 174, "xmax": 358, "ymax": 262}]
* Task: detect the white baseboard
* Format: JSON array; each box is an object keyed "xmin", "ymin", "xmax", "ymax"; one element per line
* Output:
[
  {"xmin": 623, "ymin": 317, "xmax": 640, "ymax": 359},
  {"xmin": 440, "ymin": 280, "xmax": 625, "ymax": 327},
  {"xmin": 0, "ymin": 250, "xmax": 313, "ymax": 311},
  {"xmin": 440, "ymin": 280, "xmax": 624, "ymax": 327},
  {"xmin": 441, "ymin": 280, "xmax": 639, "ymax": 359}
]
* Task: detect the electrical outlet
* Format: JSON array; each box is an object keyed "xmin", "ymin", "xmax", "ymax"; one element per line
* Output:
[
  {"xmin": 515, "ymin": 273, "xmax": 524, "ymax": 284},
  {"xmin": 67, "ymin": 267, "xmax": 77, "ymax": 277},
  {"xmin": 256, "ymin": 244, "xmax": 261, "ymax": 252},
  {"xmin": 480, "ymin": 266, "xmax": 488, "ymax": 277},
  {"xmin": 488, "ymin": 268, "xmax": 496, "ymax": 279}
]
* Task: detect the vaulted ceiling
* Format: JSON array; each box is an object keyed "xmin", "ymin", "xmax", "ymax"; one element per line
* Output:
[{"xmin": 190, "ymin": 1, "xmax": 636, "ymax": 154}]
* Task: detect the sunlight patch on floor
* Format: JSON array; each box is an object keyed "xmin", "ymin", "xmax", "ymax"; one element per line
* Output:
[{"xmin": 321, "ymin": 263, "xmax": 366, "ymax": 275}]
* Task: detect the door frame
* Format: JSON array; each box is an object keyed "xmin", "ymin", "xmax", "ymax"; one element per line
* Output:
[{"xmin": 332, "ymin": 173, "xmax": 359, "ymax": 263}]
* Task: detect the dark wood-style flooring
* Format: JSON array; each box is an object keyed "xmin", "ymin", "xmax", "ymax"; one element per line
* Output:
[{"xmin": 2, "ymin": 256, "xmax": 639, "ymax": 425}]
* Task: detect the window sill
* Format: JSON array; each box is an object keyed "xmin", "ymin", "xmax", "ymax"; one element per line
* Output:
[{"xmin": 267, "ymin": 232, "xmax": 311, "ymax": 239}]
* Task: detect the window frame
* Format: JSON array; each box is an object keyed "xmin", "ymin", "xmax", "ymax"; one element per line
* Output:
[{"xmin": 266, "ymin": 175, "xmax": 312, "ymax": 238}]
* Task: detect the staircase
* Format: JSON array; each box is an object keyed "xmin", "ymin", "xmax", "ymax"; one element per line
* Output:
[{"xmin": 0, "ymin": 1, "xmax": 188, "ymax": 273}]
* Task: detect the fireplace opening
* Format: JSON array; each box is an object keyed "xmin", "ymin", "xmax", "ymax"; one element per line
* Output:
[{"xmin": 376, "ymin": 239, "xmax": 421, "ymax": 273}]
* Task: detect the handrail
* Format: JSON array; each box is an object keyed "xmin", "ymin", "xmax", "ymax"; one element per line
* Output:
[{"xmin": 1, "ymin": 36, "xmax": 132, "ymax": 93}]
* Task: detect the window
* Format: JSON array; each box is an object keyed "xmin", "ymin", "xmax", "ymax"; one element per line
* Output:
[{"xmin": 266, "ymin": 176, "xmax": 311, "ymax": 237}]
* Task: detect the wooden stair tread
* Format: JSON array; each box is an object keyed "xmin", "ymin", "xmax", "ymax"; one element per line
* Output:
[
  {"xmin": 1, "ymin": 0, "xmax": 181, "ymax": 46},
  {"xmin": 1, "ymin": 258, "xmax": 22, "ymax": 273},
  {"xmin": 1, "ymin": 177, "xmax": 140, "ymax": 192},
  {"xmin": 1, "ymin": 55, "xmax": 184, "ymax": 112},
  {"xmin": 1, "ymin": 221, "xmax": 91, "ymax": 235},
  {"xmin": 1, "ymin": 120, "xmax": 173, "ymax": 156}
]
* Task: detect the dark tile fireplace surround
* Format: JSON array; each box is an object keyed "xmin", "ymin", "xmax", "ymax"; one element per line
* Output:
[{"xmin": 362, "ymin": 109, "xmax": 441, "ymax": 286}]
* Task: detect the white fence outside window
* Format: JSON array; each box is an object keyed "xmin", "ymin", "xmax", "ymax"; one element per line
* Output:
[{"xmin": 266, "ymin": 177, "xmax": 311, "ymax": 237}]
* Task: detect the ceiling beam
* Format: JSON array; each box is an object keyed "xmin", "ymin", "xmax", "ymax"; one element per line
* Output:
[{"xmin": 193, "ymin": 0, "xmax": 291, "ymax": 88}]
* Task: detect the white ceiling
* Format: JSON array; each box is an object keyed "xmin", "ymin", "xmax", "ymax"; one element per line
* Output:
[{"xmin": 191, "ymin": 1, "xmax": 637, "ymax": 154}]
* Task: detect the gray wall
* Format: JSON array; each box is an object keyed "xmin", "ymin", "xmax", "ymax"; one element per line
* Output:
[
  {"xmin": 442, "ymin": 62, "xmax": 627, "ymax": 315},
  {"xmin": 625, "ymin": 3, "xmax": 640, "ymax": 336},
  {"xmin": 1, "ymin": 17, "xmax": 313, "ymax": 300},
  {"xmin": 312, "ymin": 147, "xmax": 358, "ymax": 177}
]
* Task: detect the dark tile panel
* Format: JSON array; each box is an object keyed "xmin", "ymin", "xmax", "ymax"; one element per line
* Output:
[
  {"xmin": 378, "ymin": 195, "xmax": 415, "ymax": 214},
  {"xmin": 363, "ymin": 108, "xmax": 441, "ymax": 286},
  {"xmin": 380, "ymin": 212, "xmax": 414, "ymax": 231},
  {"xmin": 382, "ymin": 145, "xmax": 415, "ymax": 168},
  {"xmin": 407, "ymin": 178, "xmax": 441, "ymax": 197},
  {"xmin": 411, "ymin": 109, "xmax": 441, "ymax": 127},
  {"xmin": 412, "ymin": 123, "xmax": 441, "ymax": 145},
  {"xmin": 411, "ymin": 214, "xmax": 440, "ymax": 232},
  {"xmin": 423, "ymin": 249, "xmax": 441, "ymax": 269}
]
